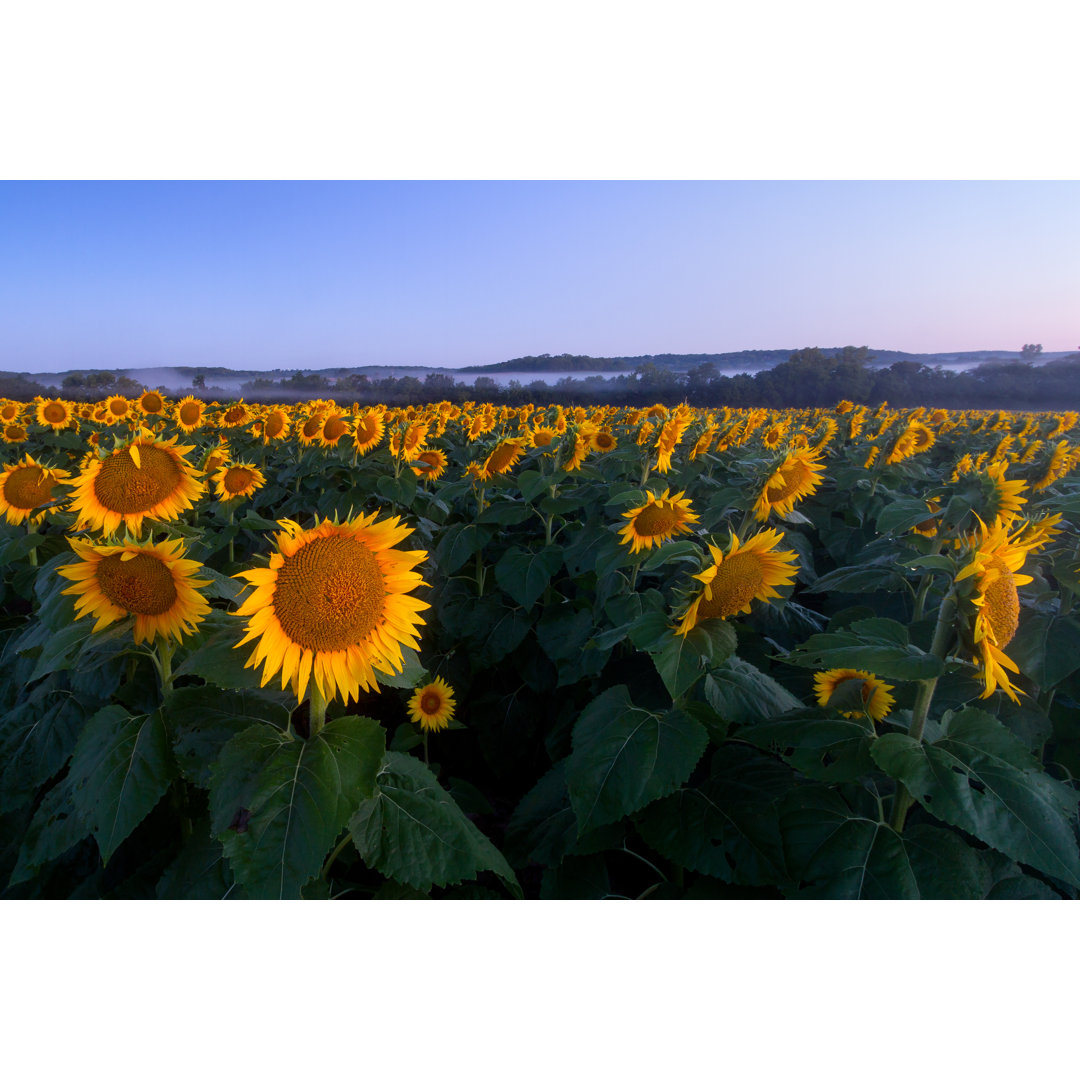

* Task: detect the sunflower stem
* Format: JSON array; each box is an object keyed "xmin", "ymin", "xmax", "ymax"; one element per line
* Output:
[
  {"xmin": 308, "ymin": 680, "xmax": 327, "ymax": 738},
  {"xmin": 26, "ymin": 517, "xmax": 38, "ymax": 566},
  {"xmin": 321, "ymin": 831, "xmax": 353, "ymax": 881},
  {"xmin": 891, "ymin": 592, "xmax": 956, "ymax": 832},
  {"xmin": 156, "ymin": 638, "xmax": 176, "ymax": 699},
  {"xmin": 475, "ymin": 549, "xmax": 485, "ymax": 597},
  {"xmin": 423, "ymin": 730, "xmax": 430, "ymax": 767},
  {"xmin": 912, "ymin": 539, "xmax": 944, "ymax": 622},
  {"xmin": 227, "ymin": 504, "xmax": 235, "ymax": 565}
]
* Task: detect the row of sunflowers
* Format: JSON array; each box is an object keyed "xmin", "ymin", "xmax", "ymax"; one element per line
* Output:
[{"xmin": 1, "ymin": 390, "xmax": 1079, "ymax": 898}]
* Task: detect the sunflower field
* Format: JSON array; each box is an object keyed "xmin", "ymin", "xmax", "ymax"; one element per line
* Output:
[{"xmin": 2, "ymin": 391, "xmax": 1080, "ymax": 900}]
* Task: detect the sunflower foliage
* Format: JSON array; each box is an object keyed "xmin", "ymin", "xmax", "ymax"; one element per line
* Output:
[{"xmin": 0, "ymin": 395, "xmax": 1078, "ymax": 899}]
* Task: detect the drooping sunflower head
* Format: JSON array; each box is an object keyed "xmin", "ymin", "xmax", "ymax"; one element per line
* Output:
[
  {"xmin": 233, "ymin": 513, "xmax": 430, "ymax": 705},
  {"xmin": 407, "ymin": 676, "xmax": 456, "ymax": 733},
  {"xmin": 955, "ymin": 517, "xmax": 1037, "ymax": 703},
  {"xmin": 813, "ymin": 668, "xmax": 895, "ymax": 722},
  {"xmin": 35, "ymin": 399, "xmax": 73, "ymax": 431},
  {"xmin": 57, "ymin": 536, "xmax": 212, "ymax": 645},
  {"xmin": 174, "ymin": 396, "xmax": 205, "ymax": 433},
  {"xmin": 674, "ymin": 528, "xmax": 799, "ymax": 634},
  {"xmin": 0, "ymin": 454, "xmax": 72, "ymax": 525},
  {"xmin": 753, "ymin": 448, "xmax": 825, "ymax": 521},
  {"xmin": 410, "ymin": 448, "xmax": 448, "ymax": 482},
  {"xmin": 483, "ymin": 438, "xmax": 526, "ymax": 478},
  {"xmin": 212, "ymin": 462, "xmax": 267, "ymax": 502},
  {"xmin": 68, "ymin": 434, "xmax": 205, "ymax": 537},
  {"xmin": 619, "ymin": 489, "xmax": 699, "ymax": 555},
  {"xmin": 973, "ymin": 459, "xmax": 1027, "ymax": 529}
]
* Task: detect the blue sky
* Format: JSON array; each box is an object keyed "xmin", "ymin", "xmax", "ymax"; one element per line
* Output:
[{"xmin": 1, "ymin": 180, "xmax": 1077, "ymax": 372}]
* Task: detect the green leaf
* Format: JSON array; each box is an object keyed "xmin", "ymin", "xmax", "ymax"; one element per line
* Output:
[
  {"xmin": 1008, "ymin": 612, "xmax": 1080, "ymax": 691},
  {"xmin": 156, "ymin": 822, "xmax": 238, "ymax": 899},
  {"xmin": 0, "ymin": 693, "xmax": 89, "ymax": 812},
  {"xmin": 175, "ymin": 623, "xmax": 266, "ymax": 690},
  {"xmin": 477, "ymin": 500, "xmax": 532, "ymax": 526},
  {"xmin": 806, "ymin": 564, "xmax": 904, "ymax": 594},
  {"xmin": 781, "ymin": 786, "xmax": 989, "ymax": 899},
  {"xmin": 68, "ymin": 705, "xmax": 176, "ymax": 864},
  {"xmin": 376, "ymin": 470, "xmax": 417, "ymax": 507},
  {"xmin": 870, "ymin": 709, "xmax": 1080, "ymax": 887},
  {"xmin": 210, "ymin": 714, "xmax": 385, "ymax": 899},
  {"xmin": 876, "ymin": 498, "xmax": 939, "ymax": 535},
  {"xmin": 742, "ymin": 711, "xmax": 875, "ymax": 782},
  {"xmin": 517, "ymin": 469, "xmax": 549, "ymax": 503},
  {"xmin": 704, "ymin": 657, "xmax": 803, "ymax": 726},
  {"xmin": 494, "ymin": 545, "xmax": 564, "ymax": 609},
  {"xmin": 434, "ymin": 523, "xmax": 491, "ymax": 574},
  {"xmin": 566, "ymin": 685, "xmax": 708, "ymax": 834},
  {"xmin": 165, "ymin": 686, "xmax": 291, "ymax": 787},
  {"xmin": 640, "ymin": 540, "xmax": 702, "ymax": 572},
  {"xmin": 651, "ymin": 622, "xmax": 737, "ymax": 700},
  {"xmin": 785, "ymin": 623, "xmax": 943, "ymax": 681},
  {"xmin": 25, "ymin": 621, "xmax": 95, "ymax": 681},
  {"xmin": 349, "ymin": 752, "xmax": 520, "ymax": 894},
  {"xmin": 8, "ymin": 776, "xmax": 93, "ymax": 888},
  {"xmin": 635, "ymin": 744, "xmax": 792, "ymax": 886}
]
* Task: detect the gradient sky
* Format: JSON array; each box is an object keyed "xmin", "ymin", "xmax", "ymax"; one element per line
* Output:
[{"xmin": 1, "ymin": 180, "xmax": 1077, "ymax": 373}]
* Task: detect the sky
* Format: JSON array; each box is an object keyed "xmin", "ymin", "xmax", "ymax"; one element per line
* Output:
[{"xmin": 1, "ymin": 180, "xmax": 1077, "ymax": 373}]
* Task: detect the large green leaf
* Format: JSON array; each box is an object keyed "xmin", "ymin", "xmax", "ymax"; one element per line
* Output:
[
  {"xmin": 1008, "ymin": 612, "xmax": 1080, "ymax": 691},
  {"xmin": 175, "ymin": 623, "xmax": 267, "ymax": 690},
  {"xmin": 156, "ymin": 822, "xmax": 238, "ymax": 899},
  {"xmin": 8, "ymin": 776, "xmax": 93, "ymax": 888},
  {"xmin": 704, "ymin": 656, "xmax": 803, "ymax": 726},
  {"xmin": 210, "ymin": 714, "xmax": 385, "ymax": 899},
  {"xmin": 780, "ymin": 787, "xmax": 988, "ymax": 899},
  {"xmin": 870, "ymin": 709, "xmax": 1080, "ymax": 887},
  {"xmin": 785, "ymin": 619, "xmax": 943, "ymax": 681},
  {"xmin": 165, "ymin": 686, "xmax": 291, "ymax": 787},
  {"xmin": 434, "ymin": 522, "xmax": 492, "ymax": 574},
  {"xmin": 349, "ymin": 752, "xmax": 519, "ymax": 894},
  {"xmin": 0, "ymin": 693, "xmax": 90, "ymax": 812},
  {"xmin": 635, "ymin": 744, "xmax": 792, "ymax": 886},
  {"xmin": 494, "ymin": 545, "xmax": 563, "ymax": 609},
  {"xmin": 68, "ymin": 705, "xmax": 177, "ymax": 864},
  {"xmin": 566, "ymin": 685, "xmax": 708, "ymax": 834},
  {"xmin": 740, "ymin": 711, "xmax": 875, "ymax": 782},
  {"xmin": 650, "ymin": 622, "xmax": 737, "ymax": 701}
]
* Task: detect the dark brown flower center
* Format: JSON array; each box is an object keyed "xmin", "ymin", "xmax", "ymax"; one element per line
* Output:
[{"xmin": 96, "ymin": 552, "xmax": 178, "ymax": 615}]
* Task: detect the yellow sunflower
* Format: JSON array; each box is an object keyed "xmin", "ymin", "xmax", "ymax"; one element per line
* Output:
[
  {"xmin": 103, "ymin": 395, "xmax": 132, "ymax": 424},
  {"xmin": 955, "ymin": 518, "xmax": 1036, "ymax": 703},
  {"xmin": 0, "ymin": 401, "xmax": 21, "ymax": 423},
  {"xmin": 619, "ymin": 489, "xmax": 699, "ymax": 555},
  {"xmin": 219, "ymin": 402, "xmax": 251, "ymax": 428},
  {"xmin": 318, "ymin": 412, "xmax": 350, "ymax": 447},
  {"xmin": 3, "ymin": 423, "xmax": 29, "ymax": 444},
  {"xmin": 590, "ymin": 429, "xmax": 617, "ymax": 453},
  {"xmin": 0, "ymin": 454, "xmax": 72, "ymax": 525},
  {"xmin": 753, "ymin": 448, "xmax": 826, "ymax": 521},
  {"xmin": 68, "ymin": 433, "xmax": 205, "ymax": 537},
  {"xmin": 674, "ymin": 528, "xmax": 799, "ymax": 634},
  {"xmin": 813, "ymin": 668, "xmax": 895, "ymax": 721},
  {"xmin": 483, "ymin": 438, "xmax": 526, "ymax": 478},
  {"xmin": 212, "ymin": 462, "xmax": 267, "ymax": 502},
  {"xmin": 531, "ymin": 425, "xmax": 558, "ymax": 448},
  {"xmin": 174, "ymin": 396, "xmax": 205, "ymax": 433},
  {"xmin": 654, "ymin": 413, "xmax": 692, "ymax": 473},
  {"xmin": 233, "ymin": 513, "xmax": 430, "ymax": 705},
  {"xmin": 138, "ymin": 390, "xmax": 167, "ymax": 416},
  {"xmin": 353, "ymin": 410, "xmax": 385, "ymax": 455},
  {"xmin": 57, "ymin": 536, "xmax": 212, "ymax": 645},
  {"xmin": 297, "ymin": 414, "xmax": 324, "ymax": 446},
  {"xmin": 976, "ymin": 459, "xmax": 1027, "ymax": 529},
  {"xmin": 261, "ymin": 407, "xmax": 290, "ymax": 443},
  {"xmin": 411, "ymin": 448, "xmax": 448, "ymax": 481},
  {"xmin": 398, "ymin": 421, "xmax": 430, "ymax": 462},
  {"xmin": 35, "ymin": 399, "xmax": 73, "ymax": 431},
  {"xmin": 407, "ymin": 676, "xmax": 456, "ymax": 733}
]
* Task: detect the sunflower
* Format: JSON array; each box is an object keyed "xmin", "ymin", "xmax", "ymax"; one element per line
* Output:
[
  {"xmin": 0, "ymin": 455, "xmax": 72, "ymax": 525},
  {"xmin": 980, "ymin": 460, "xmax": 1027, "ymax": 528},
  {"xmin": 219, "ymin": 402, "xmax": 251, "ymax": 428},
  {"xmin": 35, "ymin": 399, "xmax": 73, "ymax": 431},
  {"xmin": 590, "ymin": 428, "xmax": 617, "ymax": 453},
  {"xmin": 619, "ymin": 489, "xmax": 699, "ymax": 555},
  {"xmin": 674, "ymin": 528, "xmax": 798, "ymax": 634},
  {"xmin": 3, "ymin": 423, "xmax": 29, "ymax": 444},
  {"xmin": 261, "ymin": 407, "xmax": 290, "ymax": 443},
  {"xmin": 57, "ymin": 536, "xmax": 212, "ymax": 645},
  {"xmin": 483, "ymin": 438, "xmax": 526, "ymax": 478},
  {"xmin": 410, "ymin": 448, "xmax": 448, "ymax": 481},
  {"xmin": 233, "ymin": 513, "xmax": 430, "ymax": 705},
  {"xmin": 1032, "ymin": 440, "xmax": 1071, "ymax": 491},
  {"xmin": 955, "ymin": 518, "xmax": 1036, "ymax": 703},
  {"xmin": 297, "ymin": 414, "xmax": 324, "ymax": 445},
  {"xmin": 813, "ymin": 668, "xmax": 895, "ymax": 722},
  {"xmin": 398, "ymin": 421, "xmax": 430, "ymax": 462},
  {"xmin": 353, "ymin": 410, "xmax": 385, "ymax": 455},
  {"xmin": 212, "ymin": 462, "xmax": 267, "ymax": 502},
  {"xmin": 531, "ymin": 425, "xmax": 558, "ymax": 448},
  {"xmin": 564, "ymin": 433, "xmax": 590, "ymax": 473},
  {"xmin": 318, "ymin": 412, "xmax": 350, "ymax": 447},
  {"xmin": 654, "ymin": 413, "xmax": 692, "ymax": 473},
  {"xmin": 174, "ymin": 396, "xmax": 205, "ymax": 433},
  {"xmin": 68, "ymin": 434, "xmax": 205, "ymax": 537},
  {"xmin": 138, "ymin": 390, "xmax": 167, "ymax": 416},
  {"xmin": 103, "ymin": 396, "xmax": 132, "ymax": 424},
  {"xmin": 753, "ymin": 448, "xmax": 826, "ymax": 521},
  {"xmin": 407, "ymin": 676, "xmax": 456, "ymax": 733},
  {"xmin": 0, "ymin": 401, "xmax": 21, "ymax": 423}
]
